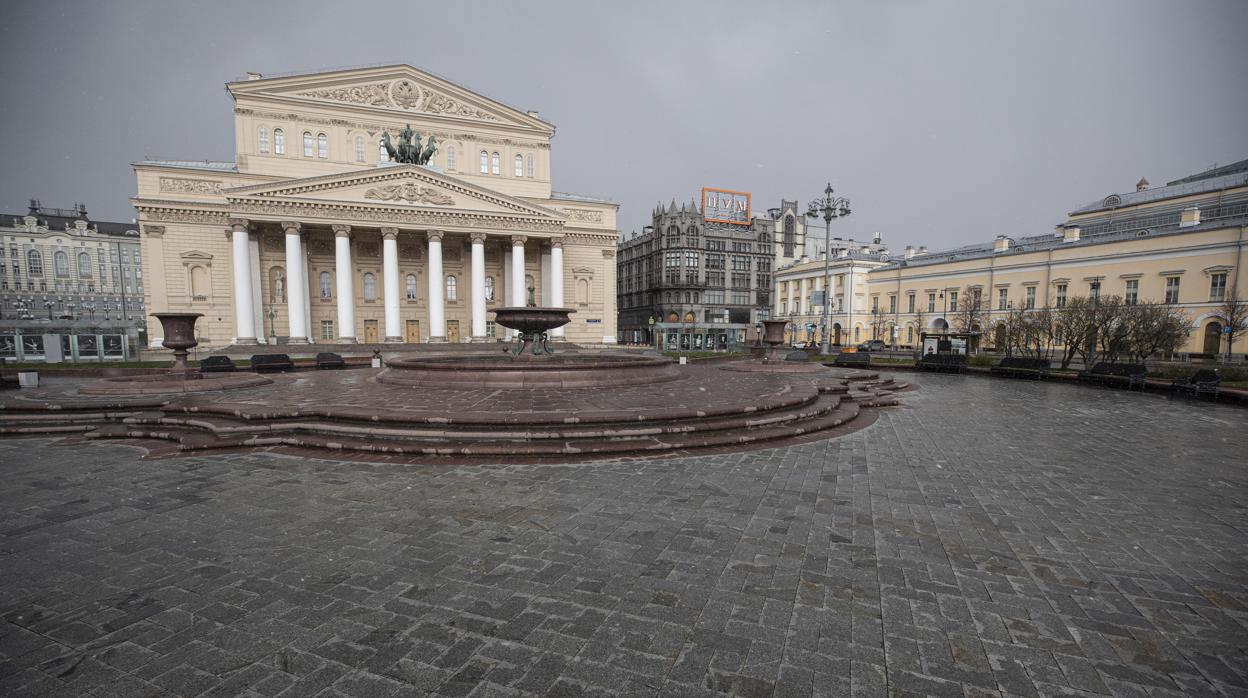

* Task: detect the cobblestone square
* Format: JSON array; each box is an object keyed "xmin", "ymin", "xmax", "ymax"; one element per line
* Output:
[{"xmin": 2, "ymin": 375, "xmax": 1246, "ymax": 697}]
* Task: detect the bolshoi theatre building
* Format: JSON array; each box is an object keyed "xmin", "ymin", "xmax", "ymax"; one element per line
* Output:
[{"xmin": 133, "ymin": 64, "xmax": 619, "ymax": 348}]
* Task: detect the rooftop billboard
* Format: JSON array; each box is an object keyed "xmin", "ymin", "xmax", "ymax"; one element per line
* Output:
[{"xmin": 701, "ymin": 187, "xmax": 751, "ymax": 226}]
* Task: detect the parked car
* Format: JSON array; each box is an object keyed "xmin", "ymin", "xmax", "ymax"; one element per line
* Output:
[
  {"xmin": 792, "ymin": 341, "xmax": 808, "ymax": 349},
  {"xmin": 857, "ymin": 340, "xmax": 887, "ymax": 352}
]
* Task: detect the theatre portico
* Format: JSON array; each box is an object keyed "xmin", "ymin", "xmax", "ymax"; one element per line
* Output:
[{"xmin": 133, "ymin": 65, "xmax": 618, "ymax": 349}]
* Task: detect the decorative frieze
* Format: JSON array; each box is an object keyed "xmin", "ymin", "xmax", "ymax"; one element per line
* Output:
[
  {"xmin": 560, "ymin": 208, "xmax": 604, "ymax": 224},
  {"xmin": 293, "ymin": 80, "xmax": 502, "ymax": 123},
  {"xmin": 226, "ymin": 200, "xmax": 564, "ymax": 233},
  {"xmin": 363, "ymin": 182, "xmax": 455, "ymax": 206},
  {"xmin": 159, "ymin": 177, "xmax": 224, "ymax": 195},
  {"xmin": 137, "ymin": 207, "xmax": 230, "ymax": 225}
]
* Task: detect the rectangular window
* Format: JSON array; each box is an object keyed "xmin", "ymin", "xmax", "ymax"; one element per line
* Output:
[
  {"xmin": 949, "ymin": 291, "xmax": 958, "ymax": 312},
  {"xmin": 1056, "ymin": 284, "xmax": 1067, "ymax": 307},
  {"xmin": 907, "ymin": 294, "xmax": 915, "ymax": 313},
  {"xmin": 889, "ymin": 296, "xmax": 897, "ymax": 314},
  {"xmin": 871, "ymin": 296, "xmax": 879, "ymax": 313},
  {"xmin": 1025, "ymin": 286, "xmax": 1036, "ymax": 309},
  {"xmin": 927, "ymin": 293, "xmax": 935, "ymax": 313},
  {"xmin": 685, "ymin": 251, "xmax": 698, "ymax": 267},
  {"xmin": 1164, "ymin": 276, "xmax": 1180, "ymax": 304},
  {"xmin": 998, "ymin": 288, "xmax": 1008, "ymax": 310},
  {"xmin": 320, "ymin": 320, "xmax": 334, "ymax": 340},
  {"xmin": 1210, "ymin": 273, "xmax": 1227, "ymax": 301},
  {"xmin": 1089, "ymin": 281, "xmax": 1101, "ymax": 300},
  {"xmin": 1125, "ymin": 279, "xmax": 1138, "ymax": 305},
  {"xmin": 486, "ymin": 320, "xmax": 496, "ymax": 338}
]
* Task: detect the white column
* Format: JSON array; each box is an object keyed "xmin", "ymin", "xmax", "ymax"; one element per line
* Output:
[
  {"xmin": 550, "ymin": 237, "xmax": 565, "ymax": 338},
  {"xmin": 470, "ymin": 233, "xmax": 487, "ymax": 341},
  {"xmin": 229, "ymin": 218, "xmax": 258, "ymax": 344},
  {"xmin": 511, "ymin": 235, "xmax": 527, "ymax": 308},
  {"xmin": 301, "ymin": 232, "xmax": 314, "ymax": 343},
  {"xmin": 540, "ymin": 246, "xmax": 552, "ymax": 306},
  {"xmin": 281, "ymin": 221, "xmax": 308, "ymax": 343},
  {"xmin": 381, "ymin": 228, "xmax": 402, "ymax": 342},
  {"xmin": 502, "ymin": 241, "xmax": 516, "ymax": 338},
  {"xmin": 333, "ymin": 225, "xmax": 356, "ymax": 342},
  {"xmin": 248, "ymin": 235, "xmax": 265, "ymax": 343},
  {"xmin": 426, "ymin": 231, "xmax": 446, "ymax": 342}
]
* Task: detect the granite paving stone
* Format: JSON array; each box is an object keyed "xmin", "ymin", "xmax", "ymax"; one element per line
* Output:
[{"xmin": 0, "ymin": 374, "xmax": 1245, "ymax": 696}]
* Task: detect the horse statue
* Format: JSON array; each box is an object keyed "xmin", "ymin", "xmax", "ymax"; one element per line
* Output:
[{"xmin": 379, "ymin": 125, "xmax": 439, "ymax": 165}]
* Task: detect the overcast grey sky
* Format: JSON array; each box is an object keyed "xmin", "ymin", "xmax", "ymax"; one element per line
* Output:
[{"xmin": 2, "ymin": 0, "xmax": 1246, "ymax": 250}]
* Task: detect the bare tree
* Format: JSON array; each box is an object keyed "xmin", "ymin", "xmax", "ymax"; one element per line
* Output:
[
  {"xmin": 953, "ymin": 286, "xmax": 988, "ymax": 334},
  {"xmin": 1058, "ymin": 296, "xmax": 1100, "ymax": 369},
  {"xmin": 1220, "ymin": 289, "xmax": 1248, "ymax": 360},
  {"xmin": 868, "ymin": 305, "xmax": 887, "ymax": 341},
  {"xmin": 1121, "ymin": 301, "xmax": 1191, "ymax": 362}
]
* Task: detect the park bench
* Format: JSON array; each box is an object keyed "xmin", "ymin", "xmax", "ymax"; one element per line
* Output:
[
  {"xmin": 830, "ymin": 352, "xmax": 871, "ymax": 368},
  {"xmin": 1076, "ymin": 362, "xmax": 1147, "ymax": 390},
  {"xmin": 785, "ymin": 350, "xmax": 810, "ymax": 362},
  {"xmin": 916, "ymin": 354, "xmax": 967, "ymax": 373},
  {"xmin": 990, "ymin": 356, "xmax": 1050, "ymax": 380},
  {"xmin": 199, "ymin": 355, "xmax": 236, "ymax": 373},
  {"xmin": 250, "ymin": 353, "xmax": 295, "ymax": 373},
  {"xmin": 1170, "ymin": 368, "xmax": 1221, "ymax": 400},
  {"xmin": 315, "ymin": 352, "xmax": 346, "ymax": 370}
]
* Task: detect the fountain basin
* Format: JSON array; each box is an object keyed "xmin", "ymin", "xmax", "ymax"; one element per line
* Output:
[{"xmin": 378, "ymin": 352, "xmax": 680, "ymax": 389}]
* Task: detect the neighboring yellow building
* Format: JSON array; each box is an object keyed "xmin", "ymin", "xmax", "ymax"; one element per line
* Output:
[
  {"xmin": 133, "ymin": 64, "xmax": 619, "ymax": 348},
  {"xmin": 773, "ymin": 250, "xmax": 889, "ymax": 348},
  {"xmin": 863, "ymin": 160, "xmax": 1248, "ymax": 355}
]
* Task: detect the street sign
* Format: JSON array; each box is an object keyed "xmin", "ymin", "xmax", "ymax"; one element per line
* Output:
[{"xmin": 809, "ymin": 290, "xmax": 826, "ymax": 306}]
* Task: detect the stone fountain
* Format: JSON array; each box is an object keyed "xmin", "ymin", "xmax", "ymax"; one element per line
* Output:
[
  {"xmin": 493, "ymin": 307, "xmax": 573, "ymax": 356},
  {"xmin": 378, "ymin": 307, "xmax": 680, "ymax": 389},
  {"xmin": 719, "ymin": 319, "xmax": 825, "ymax": 374},
  {"xmin": 153, "ymin": 312, "xmax": 203, "ymax": 377}
]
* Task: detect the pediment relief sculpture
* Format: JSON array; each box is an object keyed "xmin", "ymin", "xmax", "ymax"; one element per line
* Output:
[
  {"xmin": 296, "ymin": 79, "xmax": 502, "ymax": 123},
  {"xmin": 363, "ymin": 182, "xmax": 455, "ymax": 206}
]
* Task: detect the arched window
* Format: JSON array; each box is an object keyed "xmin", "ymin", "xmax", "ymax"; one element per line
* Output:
[
  {"xmin": 378, "ymin": 141, "xmax": 389, "ymax": 164},
  {"xmin": 259, "ymin": 127, "xmax": 270, "ymax": 153},
  {"xmin": 526, "ymin": 154, "xmax": 534, "ymax": 178},
  {"xmin": 446, "ymin": 275, "xmax": 458, "ymax": 301},
  {"xmin": 907, "ymin": 326, "xmax": 914, "ymax": 343},
  {"xmin": 853, "ymin": 326, "xmax": 861, "ymax": 342},
  {"xmin": 577, "ymin": 278, "xmax": 590, "ymax": 305},
  {"xmin": 27, "ymin": 250, "xmax": 43, "ymax": 275},
  {"xmin": 54, "ymin": 251, "xmax": 69, "ymax": 277},
  {"xmin": 273, "ymin": 128, "xmax": 285, "ymax": 154},
  {"xmin": 491, "ymin": 152, "xmax": 500, "ymax": 175},
  {"xmin": 78, "ymin": 252, "xmax": 91, "ymax": 277},
  {"xmin": 354, "ymin": 136, "xmax": 365, "ymax": 162},
  {"xmin": 317, "ymin": 133, "xmax": 328, "ymax": 158},
  {"xmin": 447, "ymin": 146, "xmax": 456, "ymax": 170},
  {"xmin": 514, "ymin": 154, "xmax": 523, "ymax": 177},
  {"xmin": 362, "ymin": 273, "xmax": 377, "ymax": 301},
  {"xmin": 319, "ymin": 271, "xmax": 332, "ymax": 299},
  {"xmin": 484, "ymin": 276, "xmax": 495, "ymax": 301},
  {"xmin": 303, "ymin": 132, "xmax": 313, "ymax": 157},
  {"xmin": 190, "ymin": 266, "xmax": 208, "ymax": 298},
  {"xmin": 405, "ymin": 274, "xmax": 418, "ymax": 300},
  {"xmin": 479, "ymin": 150, "xmax": 488, "ymax": 173}
]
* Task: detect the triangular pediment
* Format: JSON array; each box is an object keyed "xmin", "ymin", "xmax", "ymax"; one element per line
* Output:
[
  {"xmin": 228, "ymin": 64, "xmax": 554, "ymax": 134},
  {"xmin": 224, "ymin": 165, "xmax": 564, "ymax": 220}
]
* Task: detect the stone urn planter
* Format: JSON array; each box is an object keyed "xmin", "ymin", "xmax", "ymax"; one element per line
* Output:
[
  {"xmin": 760, "ymin": 319, "xmax": 788, "ymax": 361},
  {"xmin": 152, "ymin": 312, "xmax": 203, "ymax": 377},
  {"xmin": 492, "ymin": 307, "xmax": 575, "ymax": 356}
]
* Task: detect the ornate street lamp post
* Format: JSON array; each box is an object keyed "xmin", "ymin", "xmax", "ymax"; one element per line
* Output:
[{"xmin": 805, "ymin": 183, "xmax": 851, "ymax": 355}]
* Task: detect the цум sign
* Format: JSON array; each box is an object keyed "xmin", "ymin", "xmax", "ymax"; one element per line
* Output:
[{"xmin": 701, "ymin": 188, "xmax": 751, "ymax": 225}]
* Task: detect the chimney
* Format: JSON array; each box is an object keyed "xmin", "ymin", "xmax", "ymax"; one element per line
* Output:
[
  {"xmin": 1180, "ymin": 206, "xmax": 1201, "ymax": 228},
  {"xmin": 904, "ymin": 245, "xmax": 916, "ymax": 259},
  {"xmin": 246, "ymin": 72, "xmax": 263, "ymax": 80},
  {"xmin": 1062, "ymin": 225, "xmax": 1081, "ymax": 243},
  {"xmin": 526, "ymin": 110, "xmax": 540, "ymax": 118},
  {"xmin": 994, "ymin": 235, "xmax": 1011, "ymax": 252},
  {"xmin": 76, "ymin": 202, "xmax": 88, "ymax": 219},
  {"xmin": 28, "ymin": 199, "xmax": 39, "ymax": 215},
  {"xmin": 872, "ymin": 231, "xmax": 882, "ymax": 244},
  {"xmin": 1136, "ymin": 177, "xmax": 1150, "ymax": 192},
  {"xmin": 799, "ymin": 254, "xmax": 809, "ymax": 264},
  {"xmin": 918, "ymin": 246, "xmax": 928, "ymax": 255}
]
